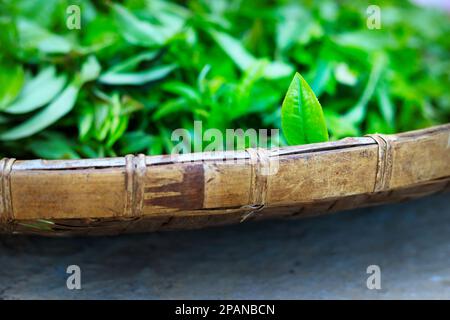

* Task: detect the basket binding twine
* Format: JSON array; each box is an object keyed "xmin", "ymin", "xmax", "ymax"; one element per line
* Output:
[
  {"xmin": 365, "ymin": 133, "xmax": 396, "ymax": 192},
  {"xmin": 0, "ymin": 158, "xmax": 16, "ymax": 233},
  {"xmin": 124, "ymin": 154, "xmax": 147, "ymax": 218},
  {"xmin": 241, "ymin": 148, "xmax": 271, "ymax": 222}
]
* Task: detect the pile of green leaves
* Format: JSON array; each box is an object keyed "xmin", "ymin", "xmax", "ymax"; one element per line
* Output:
[{"xmin": 0, "ymin": 0, "xmax": 449, "ymax": 159}]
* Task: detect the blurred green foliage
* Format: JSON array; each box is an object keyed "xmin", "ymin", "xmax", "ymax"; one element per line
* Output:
[{"xmin": 0, "ymin": 0, "xmax": 449, "ymax": 159}]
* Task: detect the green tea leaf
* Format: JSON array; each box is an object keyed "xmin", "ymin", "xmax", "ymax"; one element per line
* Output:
[
  {"xmin": 311, "ymin": 60, "xmax": 332, "ymax": 97},
  {"xmin": 78, "ymin": 107, "xmax": 94, "ymax": 141},
  {"xmin": 162, "ymin": 81, "xmax": 201, "ymax": 103},
  {"xmin": 80, "ymin": 56, "xmax": 102, "ymax": 83},
  {"xmin": 281, "ymin": 72, "xmax": 329, "ymax": 145},
  {"xmin": 107, "ymin": 51, "xmax": 159, "ymax": 73},
  {"xmin": 344, "ymin": 53, "xmax": 386, "ymax": 125},
  {"xmin": 112, "ymin": 4, "xmax": 166, "ymax": 47},
  {"xmin": 366, "ymin": 111, "xmax": 392, "ymax": 134},
  {"xmin": 210, "ymin": 30, "xmax": 293, "ymax": 79},
  {"xmin": 0, "ymin": 63, "xmax": 24, "ymax": 109},
  {"xmin": 94, "ymin": 103, "xmax": 110, "ymax": 141},
  {"xmin": 107, "ymin": 116, "xmax": 128, "ymax": 148},
  {"xmin": 263, "ymin": 60, "xmax": 294, "ymax": 80},
  {"xmin": 324, "ymin": 109, "xmax": 360, "ymax": 139},
  {"xmin": 376, "ymin": 83, "xmax": 395, "ymax": 130},
  {"xmin": 17, "ymin": 19, "xmax": 73, "ymax": 54},
  {"xmin": 1, "ymin": 57, "xmax": 99, "ymax": 141},
  {"xmin": 0, "ymin": 115, "xmax": 10, "ymax": 124},
  {"xmin": 210, "ymin": 30, "xmax": 255, "ymax": 70},
  {"xmin": 152, "ymin": 98, "xmax": 187, "ymax": 121},
  {"xmin": 5, "ymin": 66, "xmax": 66, "ymax": 114},
  {"xmin": 276, "ymin": 5, "xmax": 308, "ymax": 53},
  {"xmin": 28, "ymin": 134, "xmax": 80, "ymax": 159},
  {"xmin": 0, "ymin": 84, "xmax": 79, "ymax": 140},
  {"xmin": 99, "ymin": 64, "xmax": 176, "ymax": 85},
  {"xmin": 334, "ymin": 63, "xmax": 357, "ymax": 86},
  {"xmin": 119, "ymin": 131, "xmax": 152, "ymax": 154},
  {"xmin": 332, "ymin": 31, "xmax": 397, "ymax": 52}
]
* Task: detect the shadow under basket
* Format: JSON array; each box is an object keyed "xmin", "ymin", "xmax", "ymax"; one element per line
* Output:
[{"xmin": 1, "ymin": 123, "xmax": 449, "ymax": 236}]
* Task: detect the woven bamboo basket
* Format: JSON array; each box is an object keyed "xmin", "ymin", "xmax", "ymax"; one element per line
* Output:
[{"xmin": 0, "ymin": 123, "xmax": 449, "ymax": 236}]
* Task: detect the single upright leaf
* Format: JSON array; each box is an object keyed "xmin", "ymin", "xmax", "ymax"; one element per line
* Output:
[
  {"xmin": 5, "ymin": 66, "xmax": 66, "ymax": 114},
  {"xmin": 281, "ymin": 72, "xmax": 329, "ymax": 145}
]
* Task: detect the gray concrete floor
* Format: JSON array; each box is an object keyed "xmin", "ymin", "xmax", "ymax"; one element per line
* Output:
[{"xmin": 0, "ymin": 193, "xmax": 449, "ymax": 299}]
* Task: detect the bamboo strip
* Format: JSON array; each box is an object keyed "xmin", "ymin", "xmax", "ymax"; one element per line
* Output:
[{"xmin": 0, "ymin": 123, "xmax": 449, "ymax": 236}]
